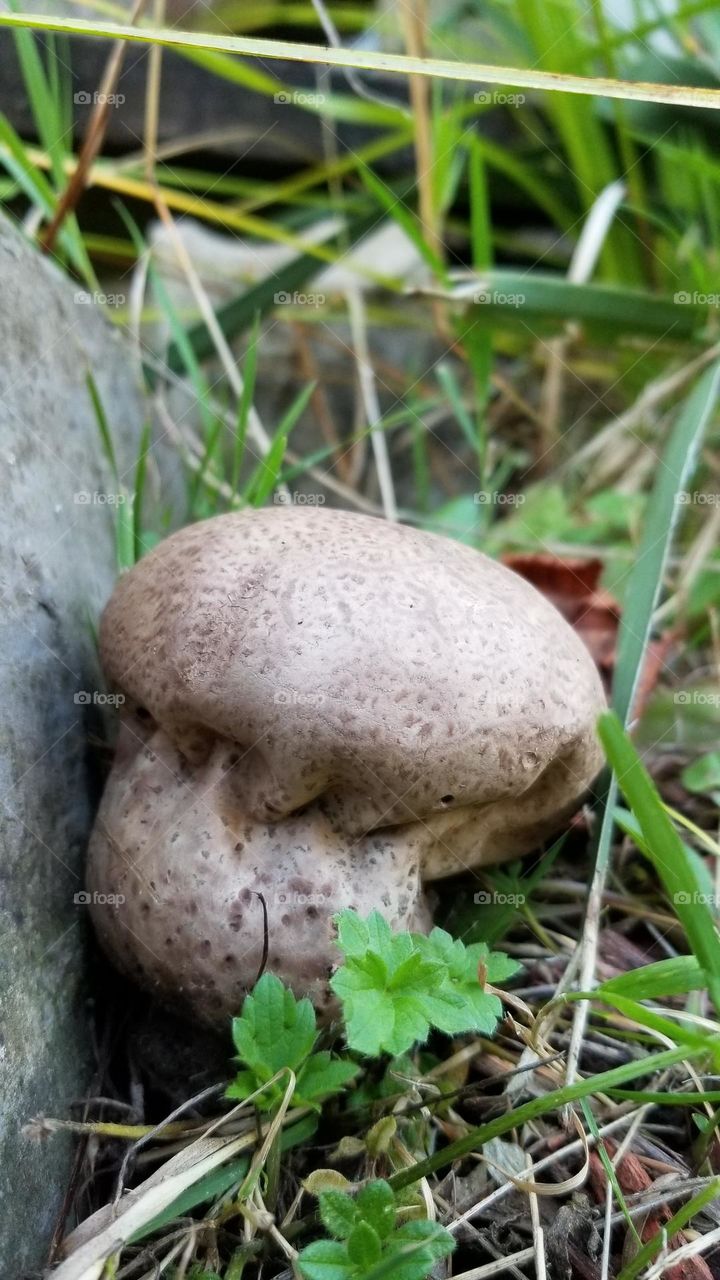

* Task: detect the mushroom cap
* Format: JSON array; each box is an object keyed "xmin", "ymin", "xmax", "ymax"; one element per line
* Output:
[
  {"xmin": 99, "ymin": 508, "xmax": 604, "ymax": 849},
  {"xmin": 88, "ymin": 508, "xmax": 605, "ymax": 1023}
]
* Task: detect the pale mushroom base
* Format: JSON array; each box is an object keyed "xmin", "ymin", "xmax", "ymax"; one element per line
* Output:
[
  {"xmin": 87, "ymin": 716, "xmax": 601, "ymax": 1027},
  {"xmin": 87, "ymin": 727, "xmax": 432, "ymax": 1025}
]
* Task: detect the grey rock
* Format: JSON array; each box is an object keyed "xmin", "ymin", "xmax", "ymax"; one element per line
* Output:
[{"xmin": 0, "ymin": 210, "xmax": 179, "ymax": 1277}]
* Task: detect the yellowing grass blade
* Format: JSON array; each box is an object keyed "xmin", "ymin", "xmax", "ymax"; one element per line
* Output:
[{"xmin": 1, "ymin": 11, "xmax": 720, "ymax": 110}]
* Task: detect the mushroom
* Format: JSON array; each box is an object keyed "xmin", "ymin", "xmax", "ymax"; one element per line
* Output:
[{"xmin": 87, "ymin": 508, "xmax": 605, "ymax": 1024}]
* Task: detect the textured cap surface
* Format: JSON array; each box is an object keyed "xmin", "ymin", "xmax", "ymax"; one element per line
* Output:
[
  {"xmin": 88, "ymin": 508, "xmax": 605, "ymax": 1022},
  {"xmin": 100, "ymin": 507, "xmax": 604, "ymax": 842}
]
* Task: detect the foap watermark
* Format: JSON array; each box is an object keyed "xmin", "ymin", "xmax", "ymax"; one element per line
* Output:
[
  {"xmin": 474, "ymin": 90, "xmax": 525, "ymax": 107},
  {"xmin": 274, "ymin": 690, "xmax": 325, "ymax": 708},
  {"xmin": 276, "ymin": 890, "xmax": 327, "ymax": 908},
  {"xmin": 74, "ymin": 890, "xmax": 126, "ymax": 906},
  {"xmin": 676, "ymin": 491, "xmax": 720, "ymax": 507},
  {"xmin": 74, "ymin": 290, "xmax": 126, "ymax": 306},
  {"xmin": 673, "ymin": 689, "xmax": 720, "ymax": 707},
  {"xmin": 474, "ymin": 491, "xmax": 525, "ymax": 507},
  {"xmin": 674, "ymin": 291, "xmax": 720, "ymax": 306},
  {"xmin": 474, "ymin": 890, "xmax": 526, "ymax": 905},
  {"xmin": 75, "ymin": 690, "xmax": 125, "ymax": 707},
  {"xmin": 74, "ymin": 90, "xmax": 125, "ymax": 106},
  {"xmin": 674, "ymin": 891, "xmax": 719, "ymax": 907},
  {"xmin": 474, "ymin": 289, "xmax": 525, "ymax": 307},
  {"xmin": 274, "ymin": 90, "xmax": 326, "ymax": 107},
  {"xmin": 274, "ymin": 491, "xmax": 325, "ymax": 506},
  {"xmin": 273, "ymin": 290, "xmax": 325, "ymax": 308},
  {"xmin": 74, "ymin": 490, "xmax": 127, "ymax": 506}
]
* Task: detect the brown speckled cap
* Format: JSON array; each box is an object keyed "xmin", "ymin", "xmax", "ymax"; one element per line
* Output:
[{"xmin": 87, "ymin": 508, "xmax": 605, "ymax": 1023}]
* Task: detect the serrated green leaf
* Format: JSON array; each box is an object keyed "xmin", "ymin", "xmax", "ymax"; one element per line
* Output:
[
  {"xmin": 356, "ymin": 1181, "xmax": 395, "ymax": 1240},
  {"xmin": 386, "ymin": 1219, "xmax": 455, "ymax": 1276},
  {"xmin": 331, "ymin": 909, "xmax": 516, "ymax": 1057},
  {"xmin": 338, "ymin": 987, "xmax": 397, "ymax": 1057},
  {"xmin": 301, "ymin": 1177, "xmax": 453, "ymax": 1280},
  {"xmin": 365, "ymin": 911, "xmax": 395, "ymax": 955},
  {"xmin": 419, "ymin": 987, "xmax": 503, "ymax": 1038},
  {"xmin": 419, "ymin": 927, "xmax": 461, "ymax": 968},
  {"xmin": 347, "ymin": 1221, "xmax": 382, "ymax": 1268},
  {"xmin": 387, "ymin": 952, "xmax": 444, "ymax": 993},
  {"xmin": 318, "ymin": 1190, "xmax": 358, "ymax": 1240},
  {"xmin": 382, "ymin": 997, "xmax": 432, "ymax": 1056},
  {"xmin": 297, "ymin": 1053, "xmax": 360, "ymax": 1104},
  {"xmin": 228, "ymin": 972, "xmax": 356, "ymax": 1109},
  {"xmin": 334, "ymin": 909, "xmax": 370, "ymax": 958},
  {"xmin": 232, "ymin": 972, "xmax": 317, "ymax": 1078},
  {"xmin": 481, "ymin": 949, "xmax": 523, "ymax": 984},
  {"xmin": 224, "ymin": 1070, "xmax": 258, "ymax": 1101},
  {"xmin": 297, "ymin": 1239, "xmax": 354, "ymax": 1280}
]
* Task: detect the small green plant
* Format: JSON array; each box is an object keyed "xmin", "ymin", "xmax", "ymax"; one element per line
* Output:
[
  {"xmin": 330, "ymin": 909, "xmax": 520, "ymax": 1057},
  {"xmin": 681, "ymin": 751, "xmax": 720, "ymax": 805},
  {"xmin": 226, "ymin": 972, "xmax": 359, "ymax": 1110},
  {"xmin": 298, "ymin": 1178, "xmax": 454, "ymax": 1280}
]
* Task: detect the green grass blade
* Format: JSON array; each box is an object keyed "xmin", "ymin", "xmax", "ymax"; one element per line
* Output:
[
  {"xmin": 0, "ymin": 117, "xmax": 90, "ymax": 275},
  {"xmin": 242, "ymin": 436, "xmax": 285, "ymax": 508},
  {"xmin": 3, "ymin": 12, "xmax": 720, "ymax": 110},
  {"xmin": 115, "ymin": 491, "xmax": 136, "ymax": 573},
  {"xmin": 85, "ymin": 371, "xmax": 119, "ymax": 484},
  {"xmin": 609, "ymin": 1088, "xmax": 720, "ymax": 1104},
  {"xmin": 231, "ymin": 313, "xmax": 261, "ymax": 497},
  {"xmin": 598, "ymin": 710, "xmax": 720, "ymax": 1003},
  {"xmin": 358, "ymin": 162, "xmax": 446, "ymax": 279},
  {"xmin": 243, "ymin": 381, "xmax": 315, "ymax": 507},
  {"xmin": 132, "ymin": 421, "xmax": 152, "ymax": 562},
  {"xmin": 598, "ymin": 956, "xmax": 707, "ymax": 999},
  {"xmin": 617, "ymin": 1177, "xmax": 720, "ymax": 1280},
  {"xmin": 463, "ymin": 272, "xmax": 704, "ymax": 337},
  {"xmin": 389, "ymin": 1041, "xmax": 717, "ymax": 1192},
  {"xmin": 130, "ymin": 1156, "xmax": 250, "ymax": 1243},
  {"xmin": 613, "ymin": 360, "xmax": 720, "ymax": 722},
  {"xmin": 580, "ymin": 1099, "xmax": 641, "ymax": 1245}
]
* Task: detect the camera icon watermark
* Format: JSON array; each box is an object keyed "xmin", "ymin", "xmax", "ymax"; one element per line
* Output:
[
  {"xmin": 673, "ymin": 689, "xmax": 720, "ymax": 707},
  {"xmin": 273, "ymin": 290, "xmax": 325, "ymax": 308},
  {"xmin": 474, "ymin": 90, "xmax": 526, "ymax": 107},
  {"xmin": 74, "ymin": 890, "xmax": 126, "ymax": 906},
  {"xmin": 74, "ymin": 90, "xmax": 125, "ymax": 107},
  {"xmin": 674, "ymin": 891, "xmax": 719, "ymax": 906},
  {"xmin": 74, "ymin": 490, "xmax": 127, "ymax": 505},
  {"xmin": 275, "ymin": 890, "xmax": 327, "ymax": 907},
  {"xmin": 74, "ymin": 290, "xmax": 126, "ymax": 306},
  {"xmin": 673, "ymin": 291, "xmax": 720, "ymax": 306},
  {"xmin": 473, "ymin": 491, "xmax": 526, "ymax": 506},
  {"xmin": 273, "ymin": 491, "xmax": 325, "ymax": 506},
  {"xmin": 474, "ymin": 289, "xmax": 525, "ymax": 307},
  {"xmin": 675, "ymin": 491, "xmax": 720, "ymax": 507},
  {"xmin": 474, "ymin": 890, "xmax": 526, "ymax": 905},
  {"xmin": 273, "ymin": 90, "xmax": 326, "ymax": 107},
  {"xmin": 74, "ymin": 690, "xmax": 125, "ymax": 707},
  {"xmin": 273, "ymin": 689, "xmax": 326, "ymax": 708}
]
